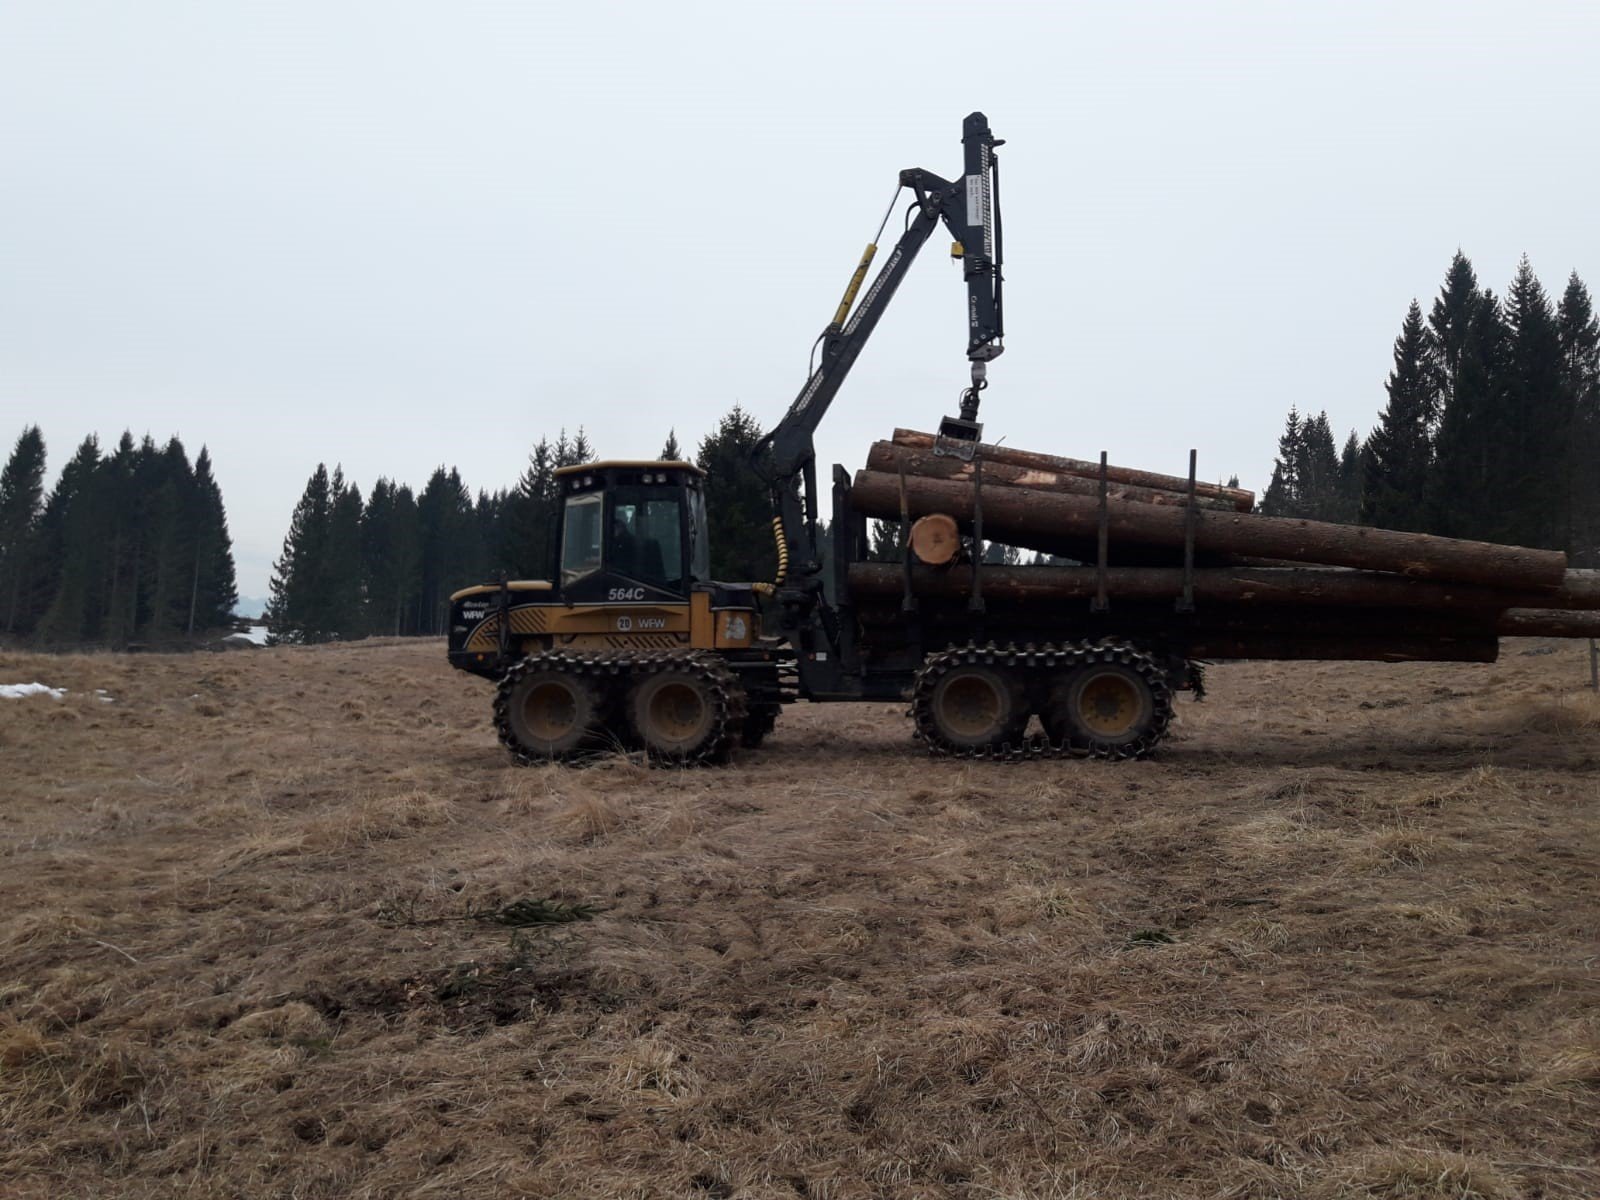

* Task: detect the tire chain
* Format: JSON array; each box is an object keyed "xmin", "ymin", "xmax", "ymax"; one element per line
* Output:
[
  {"xmin": 493, "ymin": 649, "xmax": 748, "ymax": 767},
  {"xmin": 909, "ymin": 639, "xmax": 1175, "ymax": 762}
]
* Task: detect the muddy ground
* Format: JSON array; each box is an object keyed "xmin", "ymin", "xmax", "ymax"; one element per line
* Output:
[{"xmin": 1, "ymin": 638, "xmax": 1596, "ymax": 1199}]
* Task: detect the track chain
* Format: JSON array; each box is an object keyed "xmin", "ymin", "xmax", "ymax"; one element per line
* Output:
[
  {"xmin": 909, "ymin": 640, "xmax": 1175, "ymax": 762},
  {"xmin": 493, "ymin": 648, "xmax": 747, "ymax": 767}
]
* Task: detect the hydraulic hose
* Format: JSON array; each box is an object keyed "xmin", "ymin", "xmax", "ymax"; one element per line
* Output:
[{"xmin": 751, "ymin": 517, "xmax": 789, "ymax": 598}]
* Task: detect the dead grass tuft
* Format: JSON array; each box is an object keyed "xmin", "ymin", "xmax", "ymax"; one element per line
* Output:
[
  {"xmin": 1354, "ymin": 824, "xmax": 1447, "ymax": 871},
  {"xmin": 303, "ymin": 789, "xmax": 454, "ymax": 846},
  {"xmin": 608, "ymin": 1036, "xmax": 701, "ymax": 1101},
  {"xmin": 223, "ymin": 1001, "xmax": 329, "ymax": 1043},
  {"xmin": 1317, "ymin": 1149, "xmax": 1519, "ymax": 1199},
  {"xmin": 0, "ymin": 1024, "xmax": 156, "ymax": 1123},
  {"xmin": 554, "ymin": 786, "xmax": 626, "ymax": 842},
  {"xmin": 1513, "ymin": 690, "xmax": 1600, "ymax": 735}
]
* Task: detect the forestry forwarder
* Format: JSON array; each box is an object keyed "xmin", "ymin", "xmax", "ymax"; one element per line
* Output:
[{"xmin": 447, "ymin": 113, "xmax": 1182, "ymax": 764}]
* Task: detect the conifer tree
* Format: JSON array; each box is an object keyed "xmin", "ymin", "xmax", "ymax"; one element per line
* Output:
[
  {"xmin": 507, "ymin": 438, "xmax": 557, "ymax": 578},
  {"xmin": 140, "ymin": 436, "xmax": 193, "ymax": 637},
  {"xmin": 1429, "ymin": 289, "xmax": 1509, "ymax": 540},
  {"xmin": 696, "ymin": 405, "xmax": 776, "ymax": 583},
  {"xmin": 1429, "ymin": 252, "xmax": 1480, "ymax": 427},
  {"xmin": 35, "ymin": 436, "xmax": 101, "ymax": 643},
  {"xmin": 98, "ymin": 433, "xmax": 142, "ymax": 645},
  {"xmin": 189, "ymin": 447, "xmax": 239, "ymax": 631},
  {"xmin": 1261, "ymin": 409, "xmax": 1302, "ymax": 517},
  {"xmin": 660, "ymin": 430, "xmax": 682, "ymax": 461},
  {"xmin": 1361, "ymin": 301, "xmax": 1434, "ymax": 531},
  {"xmin": 0, "ymin": 428, "xmax": 238, "ymax": 644},
  {"xmin": 267, "ymin": 464, "xmax": 335, "ymax": 642},
  {"xmin": 391, "ymin": 485, "xmax": 421, "ymax": 632},
  {"xmin": 1259, "ymin": 407, "xmax": 1303, "ymax": 518},
  {"xmin": 416, "ymin": 467, "xmax": 479, "ymax": 635},
  {"xmin": 1558, "ymin": 273, "xmax": 1600, "ymax": 562},
  {"xmin": 561, "ymin": 428, "xmax": 596, "ymax": 467},
  {"xmin": 474, "ymin": 488, "xmax": 512, "ymax": 579},
  {"xmin": 1337, "ymin": 431, "xmax": 1364, "ymax": 523},
  {"xmin": 361, "ymin": 479, "xmax": 400, "ymax": 634},
  {"xmin": 360, "ymin": 481, "xmax": 423, "ymax": 635},
  {"xmin": 1261, "ymin": 408, "xmax": 1349, "ymax": 521},
  {"xmin": 0, "ymin": 426, "xmax": 46, "ymax": 633},
  {"xmin": 1501, "ymin": 257, "xmax": 1567, "ymax": 548},
  {"xmin": 1300, "ymin": 413, "xmax": 1342, "ymax": 519},
  {"xmin": 327, "ymin": 469, "xmax": 367, "ymax": 638}
]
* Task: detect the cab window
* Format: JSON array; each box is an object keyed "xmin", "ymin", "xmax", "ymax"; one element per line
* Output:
[
  {"xmin": 610, "ymin": 493, "xmax": 684, "ymax": 588},
  {"xmin": 560, "ymin": 492, "xmax": 604, "ymax": 584}
]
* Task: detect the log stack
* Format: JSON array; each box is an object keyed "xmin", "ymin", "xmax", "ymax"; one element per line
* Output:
[{"xmin": 847, "ymin": 431, "xmax": 1594, "ymax": 663}]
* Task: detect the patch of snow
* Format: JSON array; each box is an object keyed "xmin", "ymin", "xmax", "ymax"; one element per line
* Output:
[
  {"xmin": 1, "ymin": 682, "xmax": 67, "ymax": 700},
  {"xmin": 95, "ymin": 689, "xmax": 115, "ymax": 703},
  {"xmin": 229, "ymin": 624, "xmax": 270, "ymax": 647}
]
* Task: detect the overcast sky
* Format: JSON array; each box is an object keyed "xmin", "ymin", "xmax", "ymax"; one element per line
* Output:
[{"xmin": 4, "ymin": 2, "xmax": 1598, "ymax": 599}]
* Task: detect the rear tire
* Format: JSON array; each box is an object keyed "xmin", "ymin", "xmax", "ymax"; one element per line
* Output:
[
  {"xmin": 495, "ymin": 662, "xmax": 604, "ymax": 763},
  {"xmin": 1041, "ymin": 647, "xmax": 1172, "ymax": 758},
  {"xmin": 921, "ymin": 662, "xmax": 1029, "ymax": 752}
]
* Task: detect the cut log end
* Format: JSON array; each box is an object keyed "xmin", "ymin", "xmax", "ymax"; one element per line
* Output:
[{"xmin": 909, "ymin": 514, "xmax": 960, "ymax": 566}]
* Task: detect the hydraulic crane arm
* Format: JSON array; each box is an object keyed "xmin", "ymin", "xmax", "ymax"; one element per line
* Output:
[
  {"xmin": 762, "ymin": 112, "xmax": 1004, "ymax": 490},
  {"xmin": 756, "ymin": 112, "xmax": 1005, "ymax": 600}
]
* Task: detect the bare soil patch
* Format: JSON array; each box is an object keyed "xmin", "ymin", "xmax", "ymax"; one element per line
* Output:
[{"xmin": 2, "ymin": 639, "xmax": 1596, "ymax": 1198}]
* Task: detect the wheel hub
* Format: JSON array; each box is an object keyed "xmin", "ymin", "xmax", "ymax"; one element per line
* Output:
[
  {"xmin": 647, "ymin": 680, "xmax": 710, "ymax": 742},
  {"xmin": 940, "ymin": 675, "xmax": 1005, "ymax": 738},
  {"xmin": 522, "ymin": 681, "xmax": 580, "ymax": 741},
  {"xmin": 1075, "ymin": 670, "xmax": 1144, "ymax": 739}
]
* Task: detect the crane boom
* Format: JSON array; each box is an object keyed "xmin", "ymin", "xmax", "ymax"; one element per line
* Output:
[{"xmin": 758, "ymin": 112, "xmax": 1005, "ymax": 627}]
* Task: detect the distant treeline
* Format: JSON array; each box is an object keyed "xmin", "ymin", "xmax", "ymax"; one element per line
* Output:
[
  {"xmin": 266, "ymin": 409, "xmax": 777, "ymax": 641},
  {"xmin": 1260, "ymin": 254, "xmax": 1600, "ymax": 562},
  {"xmin": 0, "ymin": 429, "xmax": 238, "ymax": 645}
]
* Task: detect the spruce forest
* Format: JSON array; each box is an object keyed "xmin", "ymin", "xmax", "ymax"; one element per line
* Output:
[
  {"xmin": 263, "ymin": 408, "xmax": 779, "ymax": 641},
  {"xmin": 0, "ymin": 429, "xmax": 237, "ymax": 645},
  {"xmin": 3, "ymin": 254, "xmax": 1596, "ymax": 649},
  {"xmin": 1260, "ymin": 254, "xmax": 1600, "ymax": 557}
]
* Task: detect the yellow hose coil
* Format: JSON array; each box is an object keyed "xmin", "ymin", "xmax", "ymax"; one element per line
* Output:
[{"xmin": 751, "ymin": 517, "xmax": 788, "ymax": 597}]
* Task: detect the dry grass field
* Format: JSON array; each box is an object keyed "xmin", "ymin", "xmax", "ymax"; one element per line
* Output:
[{"xmin": 1, "ymin": 638, "xmax": 1597, "ymax": 1199}]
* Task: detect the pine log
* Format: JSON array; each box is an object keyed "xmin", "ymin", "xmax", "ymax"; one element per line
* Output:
[
  {"xmin": 845, "ymin": 563, "xmax": 1600, "ymax": 611},
  {"xmin": 849, "ymin": 601, "xmax": 1502, "ymax": 641},
  {"xmin": 892, "ymin": 428, "xmax": 1256, "ymax": 512},
  {"xmin": 1179, "ymin": 634, "xmax": 1499, "ymax": 663},
  {"xmin": 866, "ymin": 442, "xmax": 1239, "ymax": 511},
  {"xmin": 1495, "ymin": 608, "xmax": 1600, "ymax": 638},
  {"xmin": 850, "ymin": 471, "xmax": 1569, "ymax": 589},
  {"xmin": 908, "ymin": 514, "xmax": 960, "ymax": 566},
  {"xmin": 849, "ymin": 604, "xmax": 1497, "ymax": 662},
  {"xmin": 1554, "ymin": 569, "xmax": 1600, "ymax": 606}
]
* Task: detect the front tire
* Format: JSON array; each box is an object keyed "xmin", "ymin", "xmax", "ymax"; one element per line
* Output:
[
  {"xmin": 917, "ymin": 660, "xmax": 1029, "ymax": 752},
  {"xmin": 494, "ymin": 662, "xmax": 605, "ymax": 763}
]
